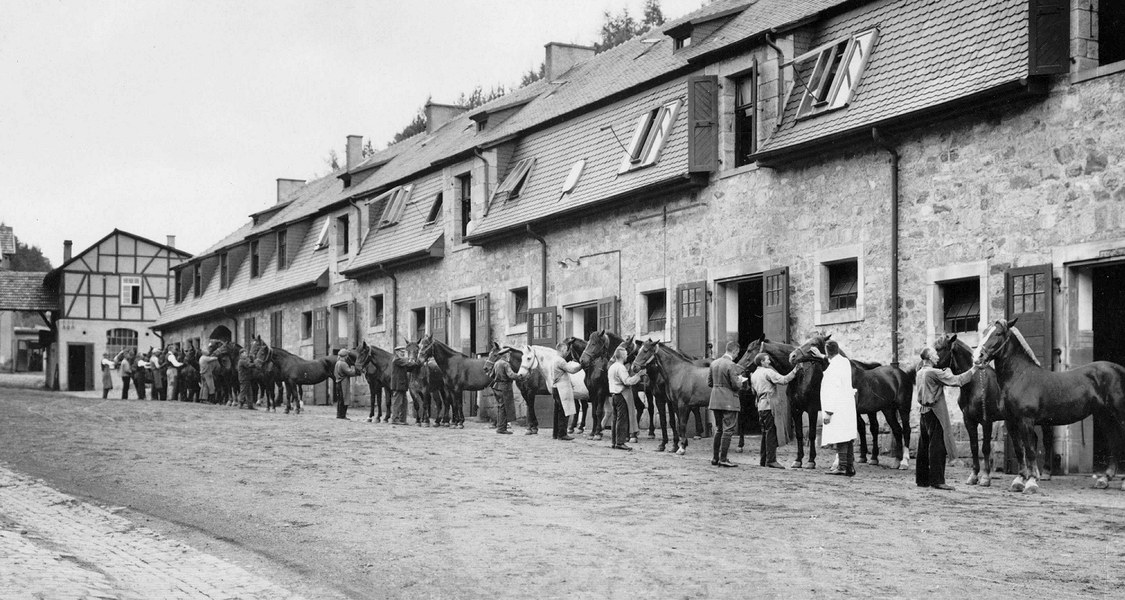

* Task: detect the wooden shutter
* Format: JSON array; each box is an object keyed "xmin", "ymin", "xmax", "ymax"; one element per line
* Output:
[
  {"xmin": 312, "ymin": 307, "xmax": 328, "ymax": 357},
  {"xmin": 1006, "ymin": 263, "xmax": 1054, "ymax": 369},
  {"xmin": 270, "ymin": 311, "xmax": 282, "ymax": 347},
  {"xmin": 179, "ymin": 264, "xmax": 195, "ymax": 300},
  {"xmin": 528, "ymin": 307, "xmax": 557, "ymax": 347},
  {"xmin": 347, "ymin": 299, "xmax": 358, "ymax": 348},
  {"xmin": 475, "ymin": 294, "xmax": 491, "ymax": 355},
  {"xmin": 244, "ymin": 317, "xmax": 256, "ymax": 348},
  {"xmin": 1028, "ymin": 0, "xmax": 1069, "ymax": 75},
  {"xmin": 430, "ymin": 302, "xmax": 448, "ymax": 345},
  {"xmin": 762, "ymin": 267, "xmax": 789, "ymax": 343},
  {"xmin": 597, "ymin": 296, "xmax": 618, "ymax": 333},
  {"xmin": 687, "ymin": 75, "xmax": 719, "ymax": 173},
  {"xmin": 676, "ymin": 280, "xmax": 708, "ymax": 359}
]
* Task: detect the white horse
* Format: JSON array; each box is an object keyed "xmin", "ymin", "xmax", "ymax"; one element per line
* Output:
[{"xmin": 516, "ymin": 345, "xmax": 588, "ymax": 416}]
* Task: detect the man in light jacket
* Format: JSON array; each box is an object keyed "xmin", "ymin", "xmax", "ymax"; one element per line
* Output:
[
  {"xmin": 750, "ymin": 353, "xmax": 797, "ymax": 468},
  {"xmin": 820, "ymin": 341, "xmax": 857, "ymax": 476},
  {"xmin": 708, "ymin": 341, "xmax": 746, "ymax": 468},
  {"xmin": 917, "ymin": 347, "xmax": 977, "ymax": 490}
]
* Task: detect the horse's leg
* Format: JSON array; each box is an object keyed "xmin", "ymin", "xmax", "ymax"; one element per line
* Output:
[
  {"xmin": 856, "ymin": 414, "xmax": 869, "ymax": 463},
  {"xmin": 964, "ymin": 417, "xmax": 980, "ymax": 485},
  {"xmin": 667, "ymin": 397, "xmax": 680, "ymax": 452},
  {"xmin": 1023, "ymin": 420, "xmax": 1042, "ymax": 493},
  {"xmin": 655, "ymin": 396, "xmax": 668, "ymax": 452},
  {"xmin": 675, "ymin": 402, "xmax": 690, "ymax": 455},
  {"xmin": 594, "ymin": 394, "xmax": 606, "ymax": 440},
  {"xmin": 979, "ymin": 419, "xmax": 993, "ymax": 487},
  {"xmin": 791, "ymin": 407, "xmax": 805, "ymax": 468},
  {"xmin": 647, "ymin": 392, "xmax": 656, "ymax": 438},
  {"xmin": 868, "ymin": 412, "xmax": 882, "ymax": 467},
  {"xmin": 805, "ymin": 408, "xmax": 817, "ymax": 469},
  {"xmin": 1039, "ymin": 425, "xmax": 1054, "ymax": 481},
  {"xmin": 883, "ymin": 408, "xmax": 904, "ymax": 469}
]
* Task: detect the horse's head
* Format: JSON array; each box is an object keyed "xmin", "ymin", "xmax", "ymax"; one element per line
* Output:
[
  {"xmin": 976, "ymin": 318, "xmax": 1025, "ymax": 366},
  {"xmin": 932, "ymin": 333, "xmax": 970, "ymax": 371},
  {"xmin": 416, "ymin": 334, "xmax": 433, "ymax": 361},
  {"xmin": 579, "ymin": 329, "xmax": 610, "ymax": 369},
  {"xmin": 632, "ymin": 339, "xmax": 661, "ymax": 373},
  {"xmin": 516, "ymin": 344, "xmax": 538, "ymax": 377},
  {"xmin": 354, "ymin": 341, "xmax": 372, "ymax": 368},
  {"xmin": 789, "ymin": 332, "xmax": 830, "ymax": 364}
]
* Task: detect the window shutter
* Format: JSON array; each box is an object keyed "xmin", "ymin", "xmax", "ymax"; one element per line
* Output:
[
  {"xmin": 312, "ymin": 307, "xmax": 328, "ymax": 357},
  {"xmin": 179, "ymin": 265, "xmax": 195, "ymax": 301},
  {"xmin": 430, "ymin": 302, "xmax": 448, "ymax": 345},
  {"xmin": 1005, "ymin": 263, "xmax": 1054, "ymax": 369},
  {"xmin": 1028, "ymin": 0, "xmax": 1069, "ymax": 75},
  {"xmin": 347, "ymin": 299, "xmax": 358, "ymax": 348},
  {"xmin": 762, "ymin": 267, "xmax": 790, "ymax": 344},
  {"xmin": 475, "ymin": 294, "xmax": 491, "ymax": 355},
  {"xmin": 676, "ymin": 280, "xmax": 708, "ymax": 359},
  {"xmin": 597, "ymin": 296, "xmax": 618, "ymax": 333},
  {"xmin": 270, "ymin": 311, "xmax": 282, "ymax": 347},
  {"xmin": 528, "ymin": 307, "xmax": 557, "ymax": 347},
  {"xmin": 687, "ymin": 75, "xmax": 719, "ymax": 173}
]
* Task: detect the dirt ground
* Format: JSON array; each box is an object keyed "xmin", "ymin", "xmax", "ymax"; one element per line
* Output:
[{"xmin": 1, "ymin": 385, "xmax": 1123, "ymax": 599}]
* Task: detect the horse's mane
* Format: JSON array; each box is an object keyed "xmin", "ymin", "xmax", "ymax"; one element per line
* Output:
[
  {"xmin": 430, "ymin": 339, "xmax": 470, "ymax": 358},
  {"xmin": 1009, "ymin": 326, "xmax": 1042, "ymax": 367},
  {"xmin": 268, "ymin": 346, "xmax": 303, "ymax": 360}
]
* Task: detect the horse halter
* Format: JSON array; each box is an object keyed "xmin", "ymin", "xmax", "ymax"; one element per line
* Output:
[{"xmin": 975, "ymin": 324, "xmax": 1009, "ymax": 365}]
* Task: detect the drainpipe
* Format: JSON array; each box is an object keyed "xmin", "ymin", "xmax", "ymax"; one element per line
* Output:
[
  {"xmin": 872, "ymin": 127, "xmax": 900, "ymax": 367},
  {"xmin": 764, "ymin": 32, "xmax": 787, "ymax": 130},
  {"xmin": 526, "ymin": 224, "xmax": 547, "ymax": 306},
  {"xmin": 376, "ymin": 263, "xmax": 398, "ymax": 344}
]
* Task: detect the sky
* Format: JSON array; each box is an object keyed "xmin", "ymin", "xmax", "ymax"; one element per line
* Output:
[{"xmin": 0, "ymin": 0, "xmax": 704, "ymax": 268}]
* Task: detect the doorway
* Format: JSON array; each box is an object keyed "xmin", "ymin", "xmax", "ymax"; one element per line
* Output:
[
  {"xmin": 453, "ymin": 299, "xmax": 478, "ymax": 356},
  {"xmin": 565, "ymin": 303, "xmax": 599, "ymax": 341},
  {"xmin": 67, "ymin": 343, "xmax": 92, "ymax": 392},
  {"xmin": 1092, "ymin": 262, "xmax": 1125, "ymax": 469},
  {"xmin": 717, "ymin": 277, "xmax": 764, "ymax": 361}
]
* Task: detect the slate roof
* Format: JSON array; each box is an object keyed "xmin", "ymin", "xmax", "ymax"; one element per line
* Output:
[
  {"xmin": 343, "ymin": 172, "xmax": 446, "ymax": 273},
  {"xmin": 0, "ymin": 272, "xmax": 56, "ymax": 311},
  {"xmin": 44, "ymin": 229, "xmax": 192, "ymax": 286},
  {"xmin": 0, "ymin": 226, "xmax": 15, "ymax": 256},
  {"xmin": 757, "ymin": 0, "xmax": 1030, "ymax": 157}
]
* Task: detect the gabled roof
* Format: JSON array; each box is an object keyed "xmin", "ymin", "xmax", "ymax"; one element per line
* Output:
[
  {"xmin": 0, "ymin": 271, "xmax": 56, "ymax": 311},
  {"xmin": 343, "ymin": 173, "xmax": 445, "ymax": 274},
  {"xmin": 45, "ymin": 229, "xmax": 192, "ymax": 285},
  {"xmin": 756, "ymin": 0, "xmax": 1031, "ymax": 159}
]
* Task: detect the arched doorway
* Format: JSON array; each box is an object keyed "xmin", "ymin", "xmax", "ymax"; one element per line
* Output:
[{"xmin": 209, "ymin": 325, "xmax": 232, "ymax": 342}]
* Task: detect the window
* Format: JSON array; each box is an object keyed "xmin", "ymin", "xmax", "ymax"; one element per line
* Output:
[
  {"xmin": 314, "ymin": 219, "xmax": 330, "ymax": 250},
  {"xmin": 301, "ymin": 311, "xmax": 313, "ymax": 340},
  {"xmin": 619, "ymin": 99, "xmax": 682, "ymax": 172},
  {"xmin": 1010, "ymin": 271, "xmax": 1047, "ymax": 315},
  {"xmin": 270, "ymin": 311, "xmax": 283, "ymax": 346},
  {"xmin": 733, "ymin": 70, "xmax": 756, "ymax": 166},
  {"xmin": 106, "ymin": 328, "xmax": 138, "ymax": 357},
  {"xmin": 277, "ymin": 230, "xmax": 287, "ymax": 270},
  {"xmin": 1100, "ymin": 2, "xmax": 1125, "ymax": 66},
  {"xmin": 510, "ymin": 287, "xmax": 528, "ymax": 325},
  {"xmin": 942, "ymin": 279, "xmax": 980, "ymax": 334},
  {"xmin": 425, "ymin": 192, "xmax": 443, "ymax": 224},
  {"xmin": 491, "ymin": 158, "xmax": 535, "ymax": 207},
  {"xmin": 531, "ymin": 310, "xmax": 554, "ymax": 342},
  {"xmin": 219, "ymin": 253, "xmax": 229, "ymax": 289},
  {"xmin": 121, "ymin": 276, "xmax": 141, "ymax": 306},
  {"xmin": 674, "ymin": 34, "xmax": 691, "ymax": 50},
  {"xmin": 370, "ymin": 294, "xmax": 384, "ymax": 327},
  {"xmin": 336, "ymin": 214, "xmax": 350, "ymax": 255},
  {"xmin": 793, "ymin": 28, "xmax": 878, "ymax": 119},
  {"xmin": 457, "ymin": 173, "xmax": 473, "ymax": 240},
  {"xmin": 250, "ymin": 240, "xmax": 260, "ymax": 278},
  {"xmin": 375, "ymin": 186, "xmax": 413, "ymax": 228},
  {"xmin": 244, "ymin": 317, "xmax": 257, "ymax": 348},
  {"xmin": 192, "ymin": 266, "xmax": 202, "ymax": 297},
  {"xmin": 827, "ymin": 260, "xmax": 858, "ymax": 311},
  {"xmin": 173, "ymin": 269, "xmax": 182, "ymax": 303},
  {"xmin": 643, "ymin": 290, "xmax": 667, "ymax": 333},
  {"xmin": 413, "ymin": 307, "xmax": 427, "ymax": 341},
  {"xmin": 560, "ymin": 159, "xmax": 585, "ymax": 197}
]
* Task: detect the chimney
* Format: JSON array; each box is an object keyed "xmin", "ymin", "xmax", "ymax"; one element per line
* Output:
[
  {"xmin": 545, "ymin": 42, "xmax": 596, "ymax": 82},
  {"xmin": 345, "ymin": 135, "xmax": 363, "ymax": 171},
  {"xmin": 63, "ymin": 240, "xmax": 73, "ymax": 262},
  {"xmin": 166, "ymin": 235, "xmax": 176, "ymax": 249},
  {"xmin": 424, "ymin": 101, "xmax": 464, "ymax": 134},
  {"xmin": 276, "ymin": 178, "xmax": 305, "ymax": 204}
]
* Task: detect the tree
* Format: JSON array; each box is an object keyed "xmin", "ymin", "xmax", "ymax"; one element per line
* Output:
[
  {"xmin": 362, "ymin": 139, "xmax": 375, "ymax": 158},
  {"xmin": 642, "ymin": 0, "xmax": 664, "ymax": 29},
  {"xmin": 456, "ymin": 85, "xmax": 507, "ymax": 111},
  {"xmin": 594, "ymin": 0, "xmax": 665, "ymax": 53},
  {"xmin": 324, "ymin": 149, "xmax": 340, "ymax": 172},
  {"xmin": 388, "ymin": 110, "xmax": 428, "ymax": 146},
  {"xmin": 0, "ymin": 225, "xmax": 52, "ymax": 271},
  {"xmin": 520, "ymin": 62, "xmax": 545, "ymax": 87}
]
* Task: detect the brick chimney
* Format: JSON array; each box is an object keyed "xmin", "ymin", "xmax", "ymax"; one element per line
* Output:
[
  {"xmin": 276, "ymin": 178, "xmax": 305, "ymax": 204},
  {"xmin": 425, "ymin": 102, "xmax": 464, "ymax": 134},
  {"xmin": 63, "ymin": 240, "xmax": 73, "ymax": 262},
  {"xmin": 545, "ymin": 42, "xmax": 595, "ymax": 82},
  {"xmin": 166, "ymin": 235, "xmax": 176, "ymax": 249},
  {"xmin": 345, "ymin": 135, "xmax": 363, "ymax": 171}
]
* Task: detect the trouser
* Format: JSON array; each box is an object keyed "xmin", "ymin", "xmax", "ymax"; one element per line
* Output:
[
  {"xmin": 916, "ymin": 411, "xmax": 948, "ymax": 487},
  {"xmin": 711, "ymin": 410, "xmax": 739, "ymax": 462},
  {"xmin": 334, "ymin": 380, "xmax": 348, "ymax": 419},
  {"xmin": 121, "ymin": 376, "xmax": 131, "ymax": 399},
  {"xmin": 836, "ymin": 441, "xmax": 855, "ymax": 470},
  {"xmin": 152, "ymin": 379, "xmax": 165, "ymax": 400},
  {"xmin": 525, "ymin": 388, "xmax": 539, "ymax": 431},
  {"xmin": 167, "ymin": 370, "xmax": 179, "ymax": 401},
  {"xmin": 392, "ymin": 389, "xmax": 408, "ymax": 423},
  {"xmin": 612, "ymin": 393, "xmax": 630, "ymax": 446},
  {"xmin": 134, "ymin": 376, "xmax": 146, "ymax": 399},
  {"xmin": 103, "ymin": 388, "xmax": 110, "ymax": 399},
  {"xmin": 552, "ymin": 389, "xmax": 567, "ymax": 439},
  {"xmin": 494, "ymin": 385, "xmax": 512, "ymax": 432},
  {"xmin": 759, "ymin": 410, "xmax": 778, "ymax": 465}
]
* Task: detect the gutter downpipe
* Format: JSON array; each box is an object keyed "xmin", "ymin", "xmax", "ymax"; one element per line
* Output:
[
  {"xmin": 526, "ymin": 224, "xmax": 548, "ymax": 307},
  {"xmin": 764, "ymin": 32, "xmax": 787, "ymax": 130},
  {"xmin": 872, "ymin": 127, "xmax": 900, "ymax": 367},
  {"xmin": 376, "ymin": 264, "xmax": 398, "ymax": 344}
]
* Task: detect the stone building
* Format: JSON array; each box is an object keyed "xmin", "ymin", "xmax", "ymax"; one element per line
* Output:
[{"xmin": 153, "ymin": 0, "xmax": 1125, "ymax": 471}]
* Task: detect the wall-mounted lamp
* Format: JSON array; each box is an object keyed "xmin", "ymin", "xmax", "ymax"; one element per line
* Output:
[{"xmin": 557, "ymin": 257, "xmax": 581, "ymax": 269}]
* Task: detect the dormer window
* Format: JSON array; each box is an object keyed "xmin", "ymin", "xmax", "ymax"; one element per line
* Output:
[
  {"xmin": 425, "ymin": 192, "xmax": 443, "ymax": 225},
  {"xmin": 490, "ymin": 158, "xmax": 535, "ymax": 208},
  {"xmin": 314, "ymin": 219, "xmax": 330, "ymax": 250},
  {"xmin": 374, "ymin": 185, "xmax": 413, "ymax": 228},
  {"xmin": 618, "ymin": 99, "xmax": 682, "ymax": 173},
  {"xmin": 674, "ymin": 34, "xmax": 691, "ymax": 50},
  {"xmin": 793, "ymin": 28, "xmax": 879, "ymax": 119}
]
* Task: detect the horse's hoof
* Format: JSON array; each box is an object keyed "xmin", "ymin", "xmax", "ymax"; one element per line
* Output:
[
  {"xmin": 567, "ymin": 428, "xmax": 575, "ymax": 434},
  {"xmin": 790, "ymin": 460, "xmax": 802, "ymax": 469},
  {"xmin": 692, "ymin": 435, "xmax": 701, "ymax": 440},
  {"xmin": 594, "ymin": 434, "xmax": 603, "ymax": 441},
  {"xmin": 1040, "ymin": 472, "xmax": 1052, "ymax": 481},
  {"xmin": 1094, "ymin": 476, "xmax": 1109, "ymax": 489},
  {"xmin": 675, "ymin": 448, "xmax": 685, "ymax": 456},
  {"xmin": 980, "ymin": 477, "xmax": 991, "ymax": 488},
  {"xmin": 1010, "ymin": 477, "xmax": 1025, "ymax": 493},
  {"xmin": 803, "ymin": 462, "xmax": 816, "ymax": 470},
  {"xmin": 648, "ymin": 433, "xmax": 656, "ymax": 439},
  {"xmin": 629, "ymin": 436, "xmax": 639, "ymax": 444},
  {"xmin": 899, "ymin": 460, "xmax": 911, "ymax": 470},
  {"xmin": 857, "ymin": 457, "xmax": 868, "ymax": 464},
  {"xmin": 966, "ymin": 473, "xmax": 979, "ymax": 486},
  {"xmin": 1024, "ymin": 480, "xmax": 1040, "ymax": 494},
  {"xmin": 657, "ymin": 445, "xmax": 666, "ymax": 452},
  {"xmin": 869, "ymin": 459, "xmax": 880, "ymax": 467},
  {"xmin": 735, "ymin": 447, "xmax": 743, "ymax": 453}
]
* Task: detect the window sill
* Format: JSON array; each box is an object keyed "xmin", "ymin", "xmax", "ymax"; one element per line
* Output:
[
  {"xmin": 1070, "ymin": 60, "xmax": 1125, "ymax": 84},
  {"xmin": 814, "ymin": 308, "xmax": 863, "ymax": 327},
  {"xmin": 718, "ymin": 162, "xmax": 759, "ymax": 180},
  {"xmin": 366, "ymin": 324, "xmax": 387, "ymax": 334},
  {"xmin": 507, "ymin": 322, "xmax": 528, "ymax": 336}
]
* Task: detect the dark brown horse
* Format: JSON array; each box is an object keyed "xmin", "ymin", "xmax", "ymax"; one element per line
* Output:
[
  {"xmin": 355, "ymin": 341, "xmax": 394, "ymax": 422},
  {"xmin": 267, "ymin": 346, "xmax": 339, "ymax": 415},
  {"xmin": 562, "ymin": 330, "xmax": 625, "ymax": 440},
  {"xmin": 739, "ymin": 336, "xmax": 797, "ymax": 457},
  {"xmin": 631, "ymin": 339, "xmax": 711, "ymax": 455},
  {"xmin": 849, "ymin": 358, "xmax": 913, "ymax": 469},
  {"xmin": 417, "ymin": 334, "xmax": 491, "ymax": 429},
  {"xmin": 934, "ymin": 333, "xmax": 1004, "ymax": 486},
  {"xmin": 976, "ymin": 318, "xmax": 1125, "ymax": 492}
]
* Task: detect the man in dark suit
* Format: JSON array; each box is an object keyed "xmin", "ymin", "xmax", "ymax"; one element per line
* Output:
[
  {"xmin": 708, "ymin": 341, "xmax": 747, "ymax": 467},
  {"xmin": 334, "ymin": 349, "xmax": 360, "ymax": 420},
  {"xmin": 390, "ymin": 346, "xmax": 418, "ymax": 425}
]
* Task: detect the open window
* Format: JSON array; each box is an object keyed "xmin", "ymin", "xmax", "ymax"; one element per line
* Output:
[
  {"xmin": 425, "ymin": 192, "xmax": 443, "ymax": 225},
  {"xmin": 510, "ymin": 287, "xmax": 528, "ymax": 326},
  {"xmin": 373, "ymin": 186, "xmax": 413, "ymax": 228},
  {"xmin": 792, "ymin": 28, "xmax": 878, "ymax": 119},
  {"xmin": 490, "ymin": 158, "xmax": 535, "ymax": 207},
  {"xmin": 314, "ymin": 219, "xmax": 330, "ymax": 250},
  {"xmin": 619, "ymin": 99, "xmax": 682, "ymax": 173},
  {"xmin": 827, "ymin": 260, "xmax": 858, "ymax": 311},
  {"xmin": 942, "ymin": 279, "xmax": 981, "ymax": 334},
  {"xmin": 121, "ymin": 276, "xmax": 142, "ymax": 306},
  {"xmin": 560, "ymin": 159, "xmax": 585, "ymax": 200}
]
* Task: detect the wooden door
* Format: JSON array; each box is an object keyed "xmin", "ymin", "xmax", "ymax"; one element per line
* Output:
[
  {"xmin": 474, "ymin": 294, "xmax": 491, "ymax": 355},
  {"xmin": 528, "ymin": 307, "xmax": 557, "ymax": 347},
  {"xmin": 430, "ymin": 302, "xmax": 448, "ymax": 345},
  {"xmin": 1006, "ymin": 264, "xmax": 1053, "ymax": 368},
  {"xmin": 762, "ymin": 267, "xmax": 789, "ymax": 343},
  {"xmin": 676, "ymin": 281, "xmax": 707, "ymax": 359},
  {"xmin": 313, "ymin": 307, "xmax": 328, "ymax": 404},
  {"xmin": 597, "ymin": 296, "xmax": 618, "ymax": 333}
]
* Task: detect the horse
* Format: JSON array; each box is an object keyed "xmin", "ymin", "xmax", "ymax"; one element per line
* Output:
[
  {"xmin": 622, "ymin": 335, "xmax": 684, "ymax": 452},
  {"xmin": 738, "ymin": 336, "xmax": 798, "ymax": 457},
  {"xmin": 562, "ymin": 330, "xmax": 625, "ymax": 440},
  {"xmin": 208, "ymin": 341, "xmax": 240, "ymax": 405},
  {"xmin": 267, "ymin": 346, "xmax": 339, "ymax": 415},
  {"xmin": 514, "ymin": 344, "xmax": 590, "ymax": 432},
  {"xmin": 417, "ymin": 334, "xmax": 493, "ymax": 429},
  {"xmin": 630, "ymin": 339, "xmax": 711, "ymax": 455},
  {"xmin": 354, "ymin": 341, "xmax": 394, "ymax": 423},
  {"xmin": 975, "ymin": 318, "xmax": 1125, "ymax": 492},
  {"xmin": 934, "ymin": 333, "xmax": 1004, "ymax": 486},
  {"xmin": 499, "ymin": 344, "xmax": 551, "ymax": 434}
]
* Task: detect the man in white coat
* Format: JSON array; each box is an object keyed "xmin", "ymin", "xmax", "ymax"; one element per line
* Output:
[{"xmin": 820, "ymin": 340, "xmax": 857, "ymax": 476}]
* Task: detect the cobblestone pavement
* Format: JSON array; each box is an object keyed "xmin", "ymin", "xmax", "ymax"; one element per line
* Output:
[{"xmin": 0, "ymin": 466, "xmax": 306, "ymax": 600}]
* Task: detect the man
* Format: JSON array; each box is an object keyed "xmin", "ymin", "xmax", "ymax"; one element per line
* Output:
[
  {"xmin": 115, "ymin": 350, "xmax": 133, "ymax": 400},
  {"xmin": 100, "ymin": 352, "xmax": 116, "ymax": 399},
  {"xmin": 486, "ymin": 346, "xmax": 523, "ymax": 435},
  {"xmin": 334, "ymin": 349, "xmax": 360, "ymax": 420},
  {"xmin": 166, "ymin": 345, "xmax": 183, "ymax": 401},
  {"xmin": 708, "ymin": 341, "xmax": 747, "ymax": 467},
  {"xmin": 551, "ymin": 343, "xmax": 583, "ymax": 441},
  {"xmin": 133, "ymin": 351, "xmax": 148, "ymax": 400},
  {"xmin": 149, "ymin": 349, "xmax": 165, "ymax": 401},
  {"xmin": 608, "ymin": 345, "xmax": 642, "ymax": 450},
  {"xmin": 917, "ymin": 347, "xmax": 977, "ymax": 490},
  {"xmin": 198, "ymin": 347, "xmax": 218, "ymax": 403},
  {"xmin": 820, "ymin": 341, "xmax": 857, "ymax": 476},
  {"xmin": 751, "ymin": 353, "xmax": 797, "ymax": 468},
  {"xmin": 389, "ymin": 346, "xmax": 418, "ymax": 425}
]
